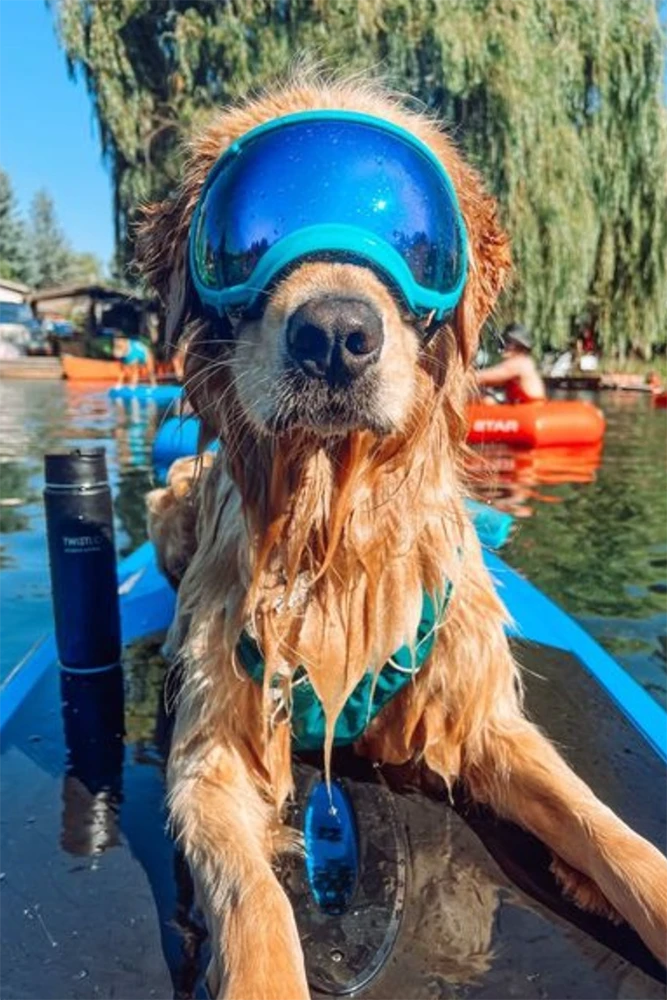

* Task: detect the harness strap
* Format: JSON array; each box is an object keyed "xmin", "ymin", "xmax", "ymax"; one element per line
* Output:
[{"xmin": 237, "ymin": 582, "xmax": 452, "ymax": 751}]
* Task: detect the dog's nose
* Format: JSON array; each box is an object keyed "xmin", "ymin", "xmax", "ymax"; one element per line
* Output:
[{"xmin": 286, "ymin": 298, "xmax": 384, "ymax": 383}]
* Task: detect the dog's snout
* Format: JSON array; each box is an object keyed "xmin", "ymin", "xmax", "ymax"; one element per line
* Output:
[{"xmin": 286, "ymin": 297, "xmax": 384, "ymax": 383}]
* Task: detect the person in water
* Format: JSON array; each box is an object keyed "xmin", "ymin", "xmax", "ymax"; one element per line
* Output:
[
  {"xmin": 476, "ymin": 323, "xmax": 546, "ymax": 403},
  {"xmin": 114, "ymin": 336, "xmax": 157, "ymax": 388}
]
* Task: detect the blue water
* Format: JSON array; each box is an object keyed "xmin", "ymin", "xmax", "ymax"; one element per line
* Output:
[
  {"xmin": 0, "ymin": 381, "xmax": 166, "ymax": 681},
  {"xmin": 1, "ymin": 380, "xmax": 665, "ymax": 708}
]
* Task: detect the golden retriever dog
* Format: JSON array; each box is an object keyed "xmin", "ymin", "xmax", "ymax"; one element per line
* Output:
[{"xmin": 139, "ymin": 73, "xmax": 667, "ymax": 998}]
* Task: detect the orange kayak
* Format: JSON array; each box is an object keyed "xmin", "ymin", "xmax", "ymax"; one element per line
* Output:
[
  {"xmin": 467, "ymin": 400, "xmax": 605, "ymax": 447},
  {"xmin": 61, "ymin": 354, "xmax": 124, "ymax": 381},
  {"xmin": 61, "ymin": 354, "xmax": 176, "ymax": 382}
]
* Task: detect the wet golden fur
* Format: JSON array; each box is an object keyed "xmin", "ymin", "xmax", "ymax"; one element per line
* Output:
[{"xmin": 140, "ymin": 73, "xmax": 666, "ymax": 999}]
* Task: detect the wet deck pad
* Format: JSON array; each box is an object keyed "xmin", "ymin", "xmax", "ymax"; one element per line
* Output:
[{"xmin": 1, "ymin": 635, "xmax": 665, "ymax": 999}]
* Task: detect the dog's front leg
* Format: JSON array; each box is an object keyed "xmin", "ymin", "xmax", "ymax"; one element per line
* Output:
[
  {"xmin": 465, "ymin": 718, "xmax": 667, "ymax": 964},
  {"xmin": 168, "ymin": 724, "xmax": 309, "ymax": 1000}
]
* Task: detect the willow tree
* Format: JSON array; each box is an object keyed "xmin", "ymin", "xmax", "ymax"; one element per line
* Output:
[{"xmin": 54, "ymin": 0, "xmax": 667, "ymax": 356}]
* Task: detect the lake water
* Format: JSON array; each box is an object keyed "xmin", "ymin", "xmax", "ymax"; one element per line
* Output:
[{"xmin": 1, "ymin": 380, "xmax": 665, "ymax": 706}]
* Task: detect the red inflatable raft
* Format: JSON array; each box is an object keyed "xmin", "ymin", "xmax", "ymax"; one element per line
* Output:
[{"xmin": 466, "ymin": 400, "xmax": 605, "ymax": 448}]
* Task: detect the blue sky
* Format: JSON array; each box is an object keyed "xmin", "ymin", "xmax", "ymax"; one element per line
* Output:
[{"xmin": 0, "ymin": 0, "xmax": 114, "ymax": 267}]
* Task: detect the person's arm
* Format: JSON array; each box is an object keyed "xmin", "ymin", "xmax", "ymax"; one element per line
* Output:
[{"xmin": 476, "ymin": 356, "xmax": 521, "ymax": 387}]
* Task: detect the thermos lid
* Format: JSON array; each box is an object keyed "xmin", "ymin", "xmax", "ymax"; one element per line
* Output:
[{"xmin": 45, "ymin": 448, "xmax": 109, "ymax": 488}]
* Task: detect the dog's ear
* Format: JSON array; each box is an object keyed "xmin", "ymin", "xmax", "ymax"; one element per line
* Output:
[
  {"xmin": 415, "ymin": 126, "xmax": 511, "ymax": 367},
  {"xmin": 135, "ymin": 194, "xmax": 195, "ymax": 351},
  {"xmin": 455, "ymin": 173, "xmax": 511, "ymax": 367}
]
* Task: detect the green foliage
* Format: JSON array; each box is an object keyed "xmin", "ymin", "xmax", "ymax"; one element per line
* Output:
[
  {"xmin": 1, "ymin": 169, "xmax": 106, "ymax": 290},
  {"xmin": 30, "ymin": 189, "xmax": 76, "ymax": 288},
  {"xmin": 0, "ymin": 169, "xmax": 33, "ymax": 285},
  {"xmin": 69, "ymin": 250, "xmax": 105, "ymax": 283},
  {"xmin": 54, "ymin": 0, "xmax": 667, "ymax": 355}
]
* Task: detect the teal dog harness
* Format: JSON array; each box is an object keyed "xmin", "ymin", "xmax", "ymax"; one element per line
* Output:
[{"xmin": 237, "ymin": 584, "xmax": 452, "ymax": 751}]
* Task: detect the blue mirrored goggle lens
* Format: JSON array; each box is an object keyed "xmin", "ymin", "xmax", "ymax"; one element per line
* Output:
[{"xmin": 192, "ymin": 119, "xmax": 465, "ymax": 303}]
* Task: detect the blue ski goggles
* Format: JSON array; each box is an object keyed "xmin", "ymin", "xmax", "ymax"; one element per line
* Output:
[{"xmin": 189, "ymin": 111, "xmax": 468, "ymax": 321}]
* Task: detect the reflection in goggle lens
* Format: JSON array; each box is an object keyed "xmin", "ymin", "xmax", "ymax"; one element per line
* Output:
[{"xmin": 191, "ymin": 117, "xmax": 466, "ymax": 315}]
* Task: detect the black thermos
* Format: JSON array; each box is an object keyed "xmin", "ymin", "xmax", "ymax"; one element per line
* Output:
[{"xmin": 44, "ymin": 448, "xmax": 121, "ymax": 671}]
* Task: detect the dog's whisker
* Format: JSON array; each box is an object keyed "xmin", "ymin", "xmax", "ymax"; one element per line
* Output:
[
  {"xmin": 178, "ymin": 362, "xmax": 222, "ymax": 401},
  {"xmin": 194, "ymin": 368, "xmax": 271, "ymax": 452}
]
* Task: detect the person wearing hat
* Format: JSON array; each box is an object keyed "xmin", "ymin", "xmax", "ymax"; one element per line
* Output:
[{"xmin": 476, "ymin": 323, "xmax": 546, "ymax": 403}]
